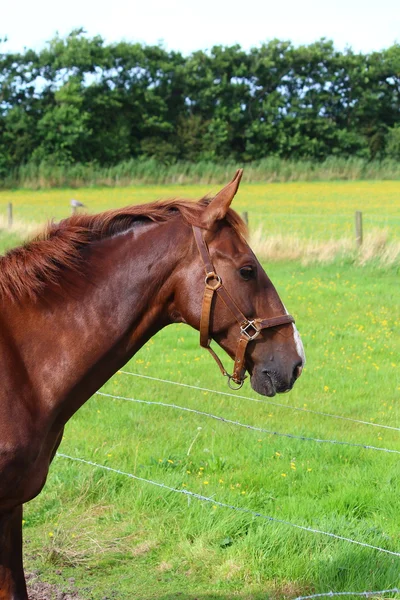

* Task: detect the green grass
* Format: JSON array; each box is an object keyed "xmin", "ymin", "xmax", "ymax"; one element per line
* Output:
[{"xmin": 0, "ymin": 184, "xmax": 399, "ymax": 599}]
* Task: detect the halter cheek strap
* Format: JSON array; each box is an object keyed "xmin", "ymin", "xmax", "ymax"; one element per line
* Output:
[{"xmin": 193, "ymin": 226, "xmax": 295, "ymax": 389}]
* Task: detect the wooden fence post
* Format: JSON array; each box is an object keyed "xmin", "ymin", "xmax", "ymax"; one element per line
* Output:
[
  {"xmin": 355, "ymin": 211, "xmax": 363, "ymax": 247},
  {"xmin": 7, "ymin": 203, "xmax": 13, "ymax": 228},
  {"xmin": 242, "ymin": 211, "xmax": 249, "ymax": 227}
]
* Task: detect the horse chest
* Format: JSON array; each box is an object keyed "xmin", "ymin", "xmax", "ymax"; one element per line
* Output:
[
  {"xmin": 0, "ymin": 407, "xmax": 58, "ymax": 510},
  {"xmin": 0, "ymin": 442, "xmax": 53, "ymax": 510}
]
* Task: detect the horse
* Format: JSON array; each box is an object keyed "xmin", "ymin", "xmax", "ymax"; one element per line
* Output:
[{"xmin": 0, "ymin": 170, "xmax": 305, "ymax": 599}]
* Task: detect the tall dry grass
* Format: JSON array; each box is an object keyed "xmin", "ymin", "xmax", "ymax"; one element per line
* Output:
[
  {"xmin": 3, "ymin": 157, "xmax": 400, "ymax": 189},
  {"xmin": 0, "ymin": 215, "xmax": 39, "ymax": 237},
  {"xmin": 1, "ymin": 215, "xmax": 398, "ymax": 267},
  {"xmin": 250, "ymin": 226, "xmax": 400, "ymax": 266}
]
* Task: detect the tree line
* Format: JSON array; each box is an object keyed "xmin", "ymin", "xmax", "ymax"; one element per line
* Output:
[{"xmin": 1, "ymin": 29, "xmax": 400, "ymax": 176}]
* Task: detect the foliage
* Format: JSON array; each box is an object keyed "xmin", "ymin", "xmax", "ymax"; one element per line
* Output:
[
  {"xmin": 1, "ymin": 31, "xmax": 400, "ymax": 178},
  {"xmin": 386, "ymin": 125, "xmax": 400, "ymax": 160}
]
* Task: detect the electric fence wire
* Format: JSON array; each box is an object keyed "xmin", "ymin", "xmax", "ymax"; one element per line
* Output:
[
  {"xmin": 118, "ymin": 371, "xmax": 400, "ymax": 433},
  {"xmin": 56, "ymin": 453, "xmax": 400, "ymax": 558},
  {"xmin": 95, "ymin": 391, "xmax": 400, "ymax": 455}
]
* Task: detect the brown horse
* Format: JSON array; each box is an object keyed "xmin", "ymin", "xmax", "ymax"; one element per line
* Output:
[{"xmin": 0, "ymin": 170, "xmax": 304, "ymax": 599}]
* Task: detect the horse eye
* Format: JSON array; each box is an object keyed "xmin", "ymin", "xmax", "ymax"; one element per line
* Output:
[{"xmin": 239, "ymin": 266, "xmax": 255, "ymax": 281}]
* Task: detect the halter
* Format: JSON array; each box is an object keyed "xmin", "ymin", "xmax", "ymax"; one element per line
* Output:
[{"xmin": 193, "ymin": 226, "xmax": 295, "ymax": 389}]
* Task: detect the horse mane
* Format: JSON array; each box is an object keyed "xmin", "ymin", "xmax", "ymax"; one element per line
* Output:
[{"xmin": 0, "ymin": 197, "xmax": 247, "ymax": 301}]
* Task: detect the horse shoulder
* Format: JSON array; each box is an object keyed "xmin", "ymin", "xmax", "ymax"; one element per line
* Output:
[{"xmin": 0, "ymin": 364, "xmax": 51, "ymax": 509}]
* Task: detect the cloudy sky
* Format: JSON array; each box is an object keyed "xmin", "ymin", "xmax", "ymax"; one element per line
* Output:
[{"xmin": 1, "ymin": 0, "xmax": 399, "ymax": 54}]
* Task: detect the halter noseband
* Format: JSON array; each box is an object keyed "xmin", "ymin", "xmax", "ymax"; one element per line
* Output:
[{"xmin": 193, "ymin": 226, "xmax": 295, "ymax": 389}]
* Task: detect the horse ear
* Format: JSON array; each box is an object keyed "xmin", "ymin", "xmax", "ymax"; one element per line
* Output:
[{"xmin": 201, "ymin": 169, "xmax": 243, "ymax": 228}]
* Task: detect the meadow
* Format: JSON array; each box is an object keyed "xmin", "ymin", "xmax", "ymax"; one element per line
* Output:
[
  {"xmin": 1, "ymin": 181, "xmax": 400, "ymax": 268},
  {"xmin": 0, "ymin": 182, "xmax": 399, "ymax": 599},
  {"xmin": 1, "ymin": 180, "xmax": 400, "ymax": 240}
]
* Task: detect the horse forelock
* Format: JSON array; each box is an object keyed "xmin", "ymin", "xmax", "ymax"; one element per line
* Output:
[{"xmin": 0, "ymin": 197, "xmax": 247, "ymax": 302}]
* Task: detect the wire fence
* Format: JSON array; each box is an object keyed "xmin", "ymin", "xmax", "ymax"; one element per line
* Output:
[
  {"xmin": 118, "ymin": 370, "xmax": 400, "ymax": 433},
  {"xmin": 56, "ymin": 453, "xmax": 400, "ymax": 558},
  {"xmin": 96, "ymin": 390, "xmax": 400, "ymax": 455},
  {"xmin": 54, "ymin": 368, "xmax": 400, "ymax": 597},
  {"xmin": 293, "ymin": 590, "xmax": 400, "ymax": 600}
]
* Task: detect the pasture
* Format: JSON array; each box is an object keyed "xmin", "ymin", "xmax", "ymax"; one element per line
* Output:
[
  {"xmin": 0, "ymin": 182, "xmax": 399, "ymax": 599},
  {"xmin": 1, "ymin": 181, "xmax": 400, "ymax": 241}
]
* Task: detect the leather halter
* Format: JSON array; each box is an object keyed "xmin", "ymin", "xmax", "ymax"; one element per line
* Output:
[{"xmin": 193, "ymin": 225, "xmax": 295, "ymax": 389}]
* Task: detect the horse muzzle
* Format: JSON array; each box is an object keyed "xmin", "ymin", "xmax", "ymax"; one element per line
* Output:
[{"xmin": 250, "ymin": 359, "xmax": 303, "ymax": 397}]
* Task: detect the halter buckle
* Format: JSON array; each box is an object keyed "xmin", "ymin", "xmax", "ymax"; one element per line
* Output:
[{"xmin": 240, "ymin": 320, "xmax": 261, "ymax": 341}]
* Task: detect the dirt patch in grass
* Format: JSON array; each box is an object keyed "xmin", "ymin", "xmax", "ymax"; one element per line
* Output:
[{"xmin": 26, "ymin": 573, "xmax": 83, "ymax": 600}]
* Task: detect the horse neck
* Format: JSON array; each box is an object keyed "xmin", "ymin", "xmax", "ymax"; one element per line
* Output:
[{"xmin": 6, "ymin": 219, "xmax": 190, "ymax": 423}]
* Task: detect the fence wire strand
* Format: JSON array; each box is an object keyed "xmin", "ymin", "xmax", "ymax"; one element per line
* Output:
[
  {"xmin": 293, "ymin": 590, "xmax": 400, "ymax": 600},
  {"xmin": 118, "ymin": 371, "xmax": 400, "ymax": 432},
  {"xmin": 96, "ymin": 391, "xmax": 400, "ymax": 455},
  {"xmin": 56, "ymin": 452, "xmax": 400, "ymax": 558}
]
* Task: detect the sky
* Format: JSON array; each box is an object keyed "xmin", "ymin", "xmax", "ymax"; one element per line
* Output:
[{"xmin": 1, "ymin": 0, "xmax": 399, "ymax": 55}]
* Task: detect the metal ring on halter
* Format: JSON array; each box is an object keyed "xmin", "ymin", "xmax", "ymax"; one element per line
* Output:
[
  {"xmin": 205, "ymin": 272, "xmax": 222, "ymax": 290},
  {"xmin": 226, "ymin": 375, "xmax": 245, "ymax": 390}
]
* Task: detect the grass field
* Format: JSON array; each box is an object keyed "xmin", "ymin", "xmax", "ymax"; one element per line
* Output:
[
  {"xmin": 0, "ymin": 182, "xmax": 399, "ymax": 599},
  {"xmin": 1, "ymin": 180, "xmax": 400, "ymax": 267},
  {"xmin": 1, "ymin": 180, "xmax": 400, "ymax": 240}
]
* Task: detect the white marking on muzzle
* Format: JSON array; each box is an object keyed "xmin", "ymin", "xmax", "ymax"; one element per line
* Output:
[
  {"xmin": 293, "ymin": 323, "xmax": 306, "ymax": 364},
  {"xmin": 282, "ymin": 303, "xmax": 306, "ymax": 365}
]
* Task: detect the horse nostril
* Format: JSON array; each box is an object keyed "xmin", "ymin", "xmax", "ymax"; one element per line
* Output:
[{"xmin": 293, "ymin": 360, "xmax": 303, "ymax": 380}]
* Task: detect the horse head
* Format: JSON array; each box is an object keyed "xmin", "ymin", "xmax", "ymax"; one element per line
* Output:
[{"xmin": 171, "ymin": 170, "xmax": 305, "ymax": 397}]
